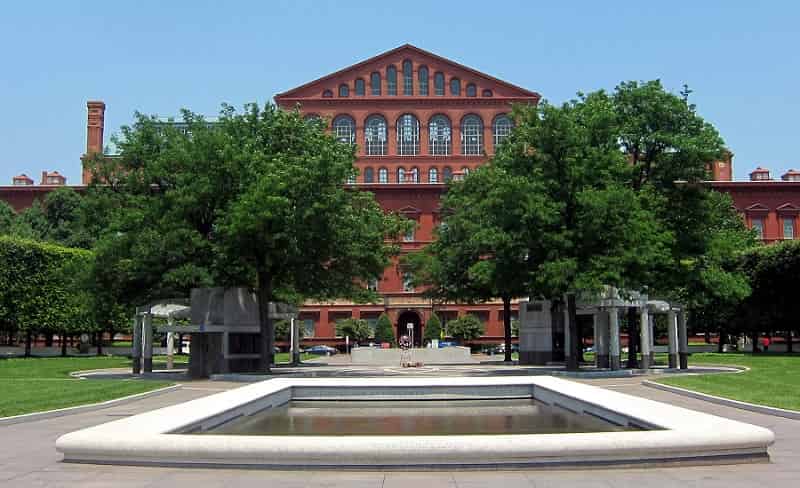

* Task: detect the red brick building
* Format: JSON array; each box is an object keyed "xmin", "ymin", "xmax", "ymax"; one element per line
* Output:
[{"xmin": 2, "ymin": 44, "xmax": 799, "ymax": 345}]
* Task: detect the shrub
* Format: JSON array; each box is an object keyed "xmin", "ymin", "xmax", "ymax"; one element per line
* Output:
[
  {"xmin": 448, "ymin": 314, "xmax": 484, "ymax": 343},
  {"xmin": 374, "ymin": 313, "xmax": 396, "ymax": 346},
  {"xmin": 336, "ymin": 318, "xmax": 372, "ymax": 342},
  {"xmin": 423, "ymin": 312, "xmax": 442, "ymax": 344}
]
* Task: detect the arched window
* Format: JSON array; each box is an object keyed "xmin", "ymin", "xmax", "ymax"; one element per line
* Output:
[
  {"xmin": 428, "ymin": 115, "xmax": 452, "ymax": 155},
  {"xmin": 397, "ymin": 114, "xmax": 420, "ymax": 155},
  {"xmin": 410, "ymin": 167, "xmax": 419, "ymax": 183},
  {"xmin": 387, "ymin": 65, "xmax": 397, "ymax": 95},
  {"xmin": 371, "ymin": 72, "xmax": 381, "ymax": 95},
  {"xmin": 403, "ymin": 60, "xmax": 413, "ymax": 95},
  {"xmin": 450, "ymin": 78, "xmax": 461, "ymax": 96},
  {"xmin": 364, "ymin": 167, "xmax": 374, "ymax": 183},
  {"xmin": 418, "ymin": 66, "xmax": 429, "ymax": 95},
  {"xmin": 332, "ymin": 115, "xmax": 355, "ymax": 145},
  {"xmin": 322, "ymin": 89, "xmax": 333, "ymax": 98},
  {"xmin": 466, "ymin": 83, "xmax": 476, "ymax": 97},
  {"xmin": 428, "ymin": 167, "xmax": 438, "ymax": 183},
  {"xmin": 355, "ymin": 78, "xmax": 365, "ymax": 96},
  {"xmin": 461, "ymin": 167, "xmax": 470, "ymax": 176},
  {"xmin": 397, "ymin": 167, "xmax": 406, "ymax": 183},
  {"xmin": 434, "ymin": 72, "xmax": 445, "ymax": 96},
  {"xmin": 338, "ymin": 84, "xmax": 349, "ymax": 97},
  {"xmin": 378, "ymin": 167, "xmax": 388, "ymax": 184},
  {"xmin": 443, "ymin": 166, "xmax": 453, "ymax": 181},
  {"xmin": 482, "ymin": 89, "xmax": 493, "ymax": 97},
  {"xmin": 460, "ymin": 114, "xmax": 483, "ymax": 155},
  {"xmin": 492, "ymin": 114, "xmax": 513, "ymax": 149},
  {"xmin": 364, "ymin": 115, "xmax": 387, "ymax": 156}
]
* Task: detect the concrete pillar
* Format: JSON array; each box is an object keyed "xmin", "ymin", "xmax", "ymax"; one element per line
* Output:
[
  {"xmin": 291, "ymin": 317, "xmax": 300, "ymax": 366},
  {"xmin": 563, "ymin": 305, "xmax": 571, "ymax": 365},
  {"xmin": 608, "ymin": 307, "xmax": 621, "ymax": 370},
  {"xmin": 142, "ymin": 312, "xmax": 153, "ymax": 373},
  {"xmin": 131, "ymin": 315, "xmax": 142, "ymax": 375},
  {"xmin": 667, "ymin": 310, "xmax": 678, "ymax": 369},
  {"xmin": 678, "ymin": 310, "xmax": 689, "ymax": 369},
  {"xmin": 166, "ymin": 331, "xmax": 174, "ymax": 370},
  {"xmin": 595, "ymin": 310, "xmax": 610, "ymax": 368},
  {"xmin": 648, "ymin": 314, "xmax": 655, "ymax": 364},
  {"xmin": 639, "ymin": 308, "xmax": 651, "ymax": 370}
]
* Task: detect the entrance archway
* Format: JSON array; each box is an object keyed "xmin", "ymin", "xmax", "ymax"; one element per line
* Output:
[{"xmin": 396, "ymin": 310, "xmax": 422, "ymax": 347}]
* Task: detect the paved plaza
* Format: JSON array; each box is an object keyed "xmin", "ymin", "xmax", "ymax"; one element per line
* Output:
[{"xmin": 0, "ymin": 370, "xmax": 798, "ymax": 487}]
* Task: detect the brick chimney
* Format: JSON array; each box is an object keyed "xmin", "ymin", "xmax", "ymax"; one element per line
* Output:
[
  {"xmin": 83, "ymin": 100, "xmax": 105, "ymax": 184},
  {"xmin": 709, "ymin": 150, "xmax": 733, "ymax": 181}
]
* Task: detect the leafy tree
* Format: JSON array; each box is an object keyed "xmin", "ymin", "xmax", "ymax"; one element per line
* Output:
[
  {"xmin": 406, "ymin": 164, "xmax": 556, "ymax": 361},
  {"xmin": 0, "ymin": 201, "xmax": 15, "ymax": 235},
  {"xmin": 12, "ymin": 200, "xmax": 49, "ymax": 240},
  {"xmin": 89, "ymin": 104, "xmax": 405, "ymax": 371},
  {"xmin": 423, "ymin": 313, "xmax": 442, "ymax": 344},
  {"xmin": 374, "ymin": 313, "xmax": 395, "ymax": 345},
  {"xmin": 336, "ymin": 318, "xmax": 372, "ymax": 342},
  {"xmin": 448, "ymin": 314, "xmax": 484, "ymax": 343},
  {"xmin": 511, "ymin": 318, "xmax": 519, "ymax": 338},
  {"xmin": 42, "ymin": 187, "xmax": 83, "ymax": 247}
]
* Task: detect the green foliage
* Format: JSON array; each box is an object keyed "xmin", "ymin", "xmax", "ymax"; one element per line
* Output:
[
  {"xmin": 0, "ymin": 236, "xmax": 94, "ymax": 339},
  {"xmin": 274, "ymin": 319, "xmax": 306, "ymax": 342},
  {"xmin": 511, "ymin": 318, "xmax": 519, "ymax": 337},
  {"xmin": 335, "ymin": 318, "xmax": 372, "ymax": 342},
  {"xmin": 12, "ymin": 199, "xmax": 49, "ymax": 240},
  {"xmin": 0, "ymin": 201, "xmax": 15, "ymax": 234},
  {"xmin": 447, "ymin": 314, "xmax": 484, "ymax": 343},
  {"xmin": 374, "ymin": 313, "xmax": 395, "ymax": 345},
  {"xmin": 423, "ymin": 313, "xmax": 442, "ymax": 343}
]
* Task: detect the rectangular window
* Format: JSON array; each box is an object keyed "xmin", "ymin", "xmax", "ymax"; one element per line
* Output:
[
  {"xmin": 368, "ymin": 278, "xmax": 379, "ymax": 291},
  {"xmin": 403, "ymin": 226, "xmax": 415, "ymax": 242},
  {"xmin": 402, "ymin": 272, "xmax": 414, "ymax": 292},
  {"xmin": 751, "ymin": 218, "xmax": 764, "ymax": 240},
  {"xmin": 783, "ymin": 218, "xmax": 795, "ymax": 239},
  {"xmin": 303, "ymin": 319, "xmax": 315, "ymax": 338}
]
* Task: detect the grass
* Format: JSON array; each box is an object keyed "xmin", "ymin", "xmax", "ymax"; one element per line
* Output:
[
  {"xmin": 655, "ymin": 352, "xmax": 800, "ymax": 411},
  {"xmin": 0, "ymin": 356, "xmax": 173, "ymax": 418}
]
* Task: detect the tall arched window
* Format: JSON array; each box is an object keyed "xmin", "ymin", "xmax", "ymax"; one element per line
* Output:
[
  {"xmin": 443, "ymin": 166, "xmax": 453, "ymax": 181},
  {"xmin": 434, "ymin": 72, "xmax": 445, "ymax": 96},
  {"xmin": 397, "ymin": 114, "xmax": 420, "ymax": 155},
  {"xmin": 492, "ymin": 114, "xmax": 513, "ymax": 148},
  {"xmin": 387, "ymin": 65, "xmax": 397, "ymax": 95},
  {"xmin": 403, "ymin": 60, "xmax": 413, "ymax": 95},
  {"xmin": 364, "ymin": 115, "xmax": 387, "ymax": 156},
  {"xmin": 410, "ymin": 167, "xmax": 419, "ymax": 183},
  {"xmin": 371, "ymin": 72, "xmax": 381, "ymax": 95},
  {"xmin": 355, "ymin": 78, "xmax": 365, "ymax": 96},
  {"xmin": 397, "ymin": 167, "xmax": 406, "ymax": 183},
  {"xmin": 428, "ymin": 167, "xmax": 438, "ymax": 183},
  {"xmin": 418, "ymin": 66, "xmax": 429, "ymax": 95},
  {"xmin": 428, "ymin": 115, "xmax": 452, "ymax": 155},
  {"xmin": 450, "ymin": 78, "xmax": 461, "ymax": 96},
  {"xmin": 332, "ymin": 115, "xmax": 355, "ymax": 145},
  {"xmin": 364, "ymin": 167, "xmax": 374, "ymax": 183},
  {"xmin": 338, "ymin": 84, "xmax": 349, "ymax": 97},
  {"xmin": 378, "ymin": 167, "xmax": 388, "ymax": 184},
  {"xmin": 466, "ymin": 83, "xmax": 476, "ymax": 97},
  {"xmin": 460, "ymin": 114, "xmax": 483, "ymax": 155}
]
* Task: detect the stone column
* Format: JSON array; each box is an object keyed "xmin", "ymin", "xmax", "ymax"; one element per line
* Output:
[
  {"xmin": 608, "ymin": 307, "xmax": 621, "ymax": 370},
  {"xmin": 563, "ymin": 305, "xmax": 571, "ymax": 365},
  {"xmin": 639, "ymin": 308, "xmax": 651, "ymax": 370},
  {"xmin": 166, "ymin": 331, "xmax": 174, "ymax": 370},
  {"xmin": 678, "ymin": 310, "xmax": 689, "ymax": 369},
  {"xmin": 131, "ymin": 315, "xmax": 142, "ymax": 375},
  {"xmin": 648, "ymin": 314, "xmax": 656, "ymax": 364},
  {"xmin": 142, "ymin": 312, "xmax": 153, "ymax": 373},
  {"xmin": 667, "ymin": 309, "xmax": 678, "ymax": 369},
  {"xmin": 291, "ymin": 317, "xmax": 300, "ymax": 366},
  {"xmin": 595, "ymin": 310, "xmax": 610, "ymax": 368}
]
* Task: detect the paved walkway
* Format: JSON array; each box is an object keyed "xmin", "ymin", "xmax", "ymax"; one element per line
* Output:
[{"xmin": 0, "ymin": 372, "xmax": 798, "ymax": 487}]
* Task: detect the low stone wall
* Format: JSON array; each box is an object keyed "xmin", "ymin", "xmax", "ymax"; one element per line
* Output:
[{"xmin": 350, "ymin": 346, "xmax": 477, "ymax": 365}]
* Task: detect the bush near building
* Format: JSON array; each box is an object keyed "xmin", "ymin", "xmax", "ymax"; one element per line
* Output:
[
  {"xmin": 448, "ymin": 315, "xmax": 485, "ymax": 344},
  {"xmin": 423, "ymin": 313, "xmax": 442, "ymax": 344},
  {"xmin": 374, "ymin": 313, "xmax": 396, "ymax": 346}
]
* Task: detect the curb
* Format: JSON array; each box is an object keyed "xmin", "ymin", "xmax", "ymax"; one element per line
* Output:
[
  {"xmin": 0, "ymin": 384, "xmax": 181, "ymax": 426},
  {"xmin": 643, "ymin": 380, "xmax": 800, "ymax": 420}
]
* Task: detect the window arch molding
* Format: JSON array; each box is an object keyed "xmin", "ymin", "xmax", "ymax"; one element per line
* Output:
[
  {"xmin": 364, "ymin": 114, "xmax": 388, "ymax": 156},
  {"xmin": 387, "ymin": 65, "xmax": 397, "ymax": 95},
  {"xmin": 409, "ymin": 166, "xmax": 420, "ymax": 183},
  {"xmin": 460, "ymin": 114, "xmax": 484, "ymax": 155},
  {"xmin": 402, "ymin": 59, "xmax": 413, "ymax": 95},
  {"xmin": 363, "ymin": 167, "xmax": 374, "ymax": 183},
  {"xmin": 396, "ymin": 113, "xmax": 420, "ymax": 155},
  {"xmin": 428, "ymin": 114, "xmax": 452, "ymax": 155},
  {"xmin": 418, "ymin": 65, "xmax": 429, "ymax": 95},
  {"xmin": 332, "ymin": 114, "xmax": 356, "ymax": 145},
  {"xmin": 492, "ymin": 114, "xmax": 513, "ymax": 149},
  {"xmin": 378, "ymin": 167, "xmax": 389, "ymax": 184},
  {"xmin": 428, "ymin": 167, "xmax": 439, "ymax": 183},
  {"xmin": 397, "ymin": 166, "xmax": 406, "ymax": 183}
]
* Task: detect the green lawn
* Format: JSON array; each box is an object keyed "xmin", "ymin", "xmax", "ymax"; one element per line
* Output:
[
  {"xmin": 655, "ymin": 352, "xmax": 800, "ymax": 411},
  {"xmin": 0, "ymin": 356, "xmax": 173, "ymax": 418}
]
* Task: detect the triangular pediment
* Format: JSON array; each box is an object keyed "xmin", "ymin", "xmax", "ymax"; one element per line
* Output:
[
  {"xmin": 777, "ymin": 203, "xmax": 800, "ymax": 212},
  {"xmin": 745, "ymin": 203, "xmax": 769, "ymax": 212},
  {"xmin": 397, "ymin": 205, "xmax": 423, "ymax": 217},
  {"xmin": 275, "ymin": 44, "xmax": 539, "ymax": 101}
]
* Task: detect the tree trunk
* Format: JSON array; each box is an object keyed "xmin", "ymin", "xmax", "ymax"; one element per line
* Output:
[
  {"xmin": 256, "ymin": 269, "xmax": 274, "ymax": 373},
  {"xmin": 45, "ymin": 334, "xmax": 53, "ymax": 347},
  {"xmin": 502, "ymin": 296, "xmax": 512, "ymax": 363},
  {"xmin": 61, "ymin": 330, "xmax": 68, "ymax": 357},
  {"xmin": 25, "ymin": 330, "xmax": 32, "ymax": 357},
  {"xmin": 566, "ymin": 293, "xmax": 580, "ymax": 371},
  {"xmin": 717, "ymin": 330, "xmax": 725, "ymax": 353},
  {"xmin": 704, "ymin": 330, "xmax": 711, "ymax": 344},
  {"xmin": 626, "ymin": 307, "xmax": 639, "ymax": 369},
  {"xmin": 751, "ymin": 330, "xmax": 759, "ymax": 353},
  {"xmin": 96, "ymin": 331, "xmax": 103, "ymax": 356}
]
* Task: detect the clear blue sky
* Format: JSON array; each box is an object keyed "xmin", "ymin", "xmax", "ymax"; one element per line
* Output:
[{"xmin": 1, "ymin": 1, "xmax": 798, "ymax": 184}]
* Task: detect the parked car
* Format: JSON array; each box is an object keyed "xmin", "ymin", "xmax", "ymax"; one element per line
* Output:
[{"xmin": 306, "ymin": 345, "xmax": 338, "ymax": 356}]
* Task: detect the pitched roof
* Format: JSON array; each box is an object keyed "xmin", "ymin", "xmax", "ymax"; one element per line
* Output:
[{"xmin": 275, "ymin": 44, "xmax": 539, "ymax": 100}]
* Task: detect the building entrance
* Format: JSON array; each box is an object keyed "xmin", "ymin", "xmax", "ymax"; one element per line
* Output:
[{"xmin": 396, "ymin": 310, "xmax": 422, "ymax": 347}]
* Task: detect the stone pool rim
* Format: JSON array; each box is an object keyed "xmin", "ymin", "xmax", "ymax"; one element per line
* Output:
[{"xmin": 55, "ymin": 376, "xmax": 775, "ymax": 470}]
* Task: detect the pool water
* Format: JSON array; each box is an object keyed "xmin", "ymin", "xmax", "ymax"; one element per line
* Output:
[{"xmin": 201, "ymin": 398, "xmax": 635, "ymax": 436}]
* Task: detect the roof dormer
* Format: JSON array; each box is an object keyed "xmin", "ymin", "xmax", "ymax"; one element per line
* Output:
[
  {"xmin": 749, "ymin": 167, "xmax": 771, "ymax": 181},
  {"xmin": 12, "ymin": 174, "xmax": 34, "ymax": 186},
  {"xmin": 781, "ymin": 169, "xmax": 800, "ymax": 182},
  {"xmin": 41, "ymin": 170, "xmax": 66, "ymax": 186}
]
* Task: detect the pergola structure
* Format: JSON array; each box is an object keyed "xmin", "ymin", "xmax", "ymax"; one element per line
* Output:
[{"xmin": 131, "ymin": 299, "xmax": 190, "ymax": 374}]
